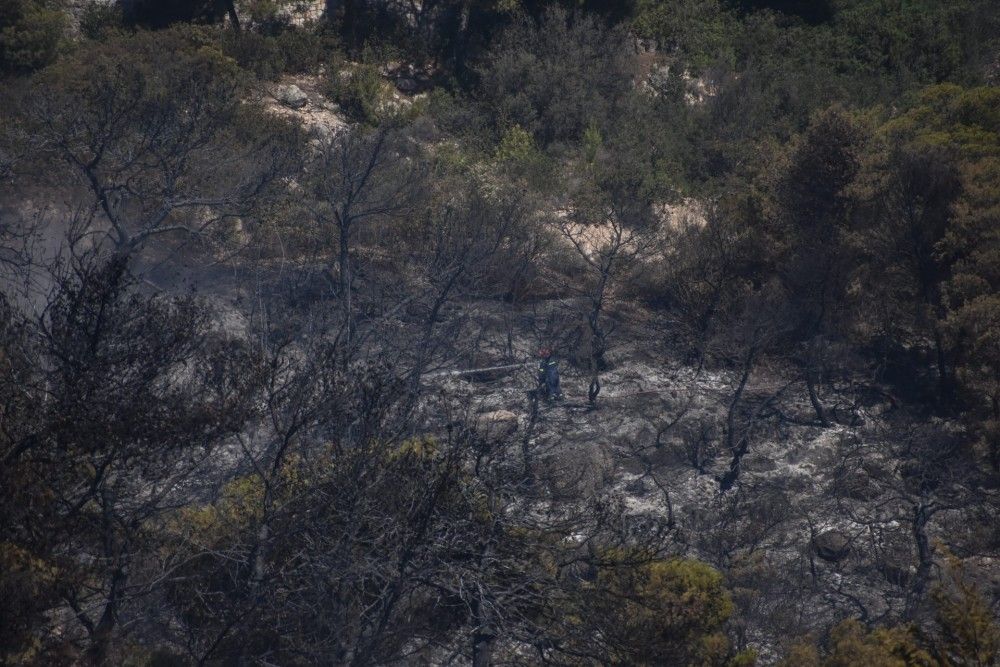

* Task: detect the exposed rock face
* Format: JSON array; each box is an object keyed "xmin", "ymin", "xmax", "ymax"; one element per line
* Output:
[
  {"xmin": 263, "ymin": 76, "xmax": 347, "ymax": 141},
  {"xmin": 254, "ymin": 0, "xmax": 325, "ymax": 26},
  {"xmin": 643, "ymin": 64, "xmax": 718, "ymax": 106},
  {"xmin": 813, "ymin": 531, "xmax": 851, "ymax": 562},
  {"xmin": 277, "ymin": 84, "xmax": 309, "ymax": 109}
]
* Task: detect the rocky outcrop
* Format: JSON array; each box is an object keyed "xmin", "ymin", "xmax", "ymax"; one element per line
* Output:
[{"xmin": 263, "ymin": 76, "xmax": 347, "ymax": 141}]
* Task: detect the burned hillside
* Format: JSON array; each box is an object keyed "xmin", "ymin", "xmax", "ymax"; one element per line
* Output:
[{"xmin": 2, "ymin": 1, "xmax": 1000, "ymax": 665}]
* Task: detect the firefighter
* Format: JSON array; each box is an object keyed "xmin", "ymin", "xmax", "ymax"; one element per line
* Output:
[{"xmin": 536, "ymin": 348, "xmax": 562, "ymax": 400}]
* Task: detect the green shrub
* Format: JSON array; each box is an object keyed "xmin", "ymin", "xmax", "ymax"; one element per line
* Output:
[
  {"xmin": 220, "ymin": 29, "xmax": 286, "ymax": 79},
  {"xmin": 633, "ymin": 0, "xmax": 737, "ymax": 72},
  {"xmin": 427, "ymin": 87, "xmax": 492, "ymax": 148},
  {"xmin": 326, "ymin": 61, "xmax": 386, "ymax": 125},
  {"xmin": 494, "ymin": 124, "xmax": 555, "ymax": 189},
  {"xmin": 0, "ymin": 0, "xmax": 64, "ymax": 75},
  {"xmin": 582, "ymin": 121, "xmax": 601, "ymax": 165},
  {"xmin": 78, "ymin": 1, "xmax": 123, "ymax": 40},
  {"xmin": 220, "ymin": 26, "xmax": 339, "ymax": 80},
  {"xmin": 494, "ymin": 124, "xmax": 535, "ymax": 163},
  {"xmin": 273, "ymin": 26, "xmax": 337, "ymax": 74},
  {"xmin": 575, "ymin": 554, "xmax": 755, "ymax": 666},
  {"xmin": 478, "ymin": 7, "xmax": 634, "ymax": 146}
]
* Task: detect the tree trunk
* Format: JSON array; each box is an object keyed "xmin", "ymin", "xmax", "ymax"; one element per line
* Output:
[
  {"xmin": 339, "ymin": 220, "xmax": 354, "ymax": 347},
  {"xmin": 405, "ymin": 266, "xmax": 463, "ymax": 405},
  {"xmin": 991, "ymin": 394, "xmax": 1000, "ymax": 472},
  {"xmin": 726, "ymin": 350, "xmax": 755, "ymax": 453},
  {"xmin": 588, "ymin": 371, "xmax": 601, "ymax": 408},
  {"xmin": 805, "ymin": 365, "xmax": 828, "ymax": 426},
  {"xmin": 342, "ymin": 0, "xmax": 359, "ymax": 51},
  {"xmin": 933, "ymin": 326, "xmax": 951, "ymax": 410},
  {"xmin": 86, "ymin": 565, "xmax": 126, "ymax": 666},
  {"xmin": 472, "ymin": 624, "xmax": 494, "ymax": 667},
  {"xmin": 522, "ymin": 390, "xmax": 539, "ymax": 484},
  {"xmin": 452, "ymin": 1, "xmax": 472, "ymax": 76},
  {"xmin": 907, "ymin": 502, "xmax": 934, "ymax": 617},
  {"xmin": 719, "ymin": 349, "xmax": 755, "ymax": 491},
  {"xmin": 87, "ymin": 493, "xmax": 127, "ymax": 666},
  {"xmin": 223, "ymin": 0, "xmax": 240, "ymax": 31},
  {"xmin": 471, "ymin": 530, "xmax": 497, "ymax": 667},
  {"xmin": 587, "ymin": 306, "xmax": 605, "ymax": 409}
]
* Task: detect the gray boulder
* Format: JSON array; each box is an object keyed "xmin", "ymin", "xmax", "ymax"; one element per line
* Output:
[
  {"xmin": 476, "ymin": 410, "xmax": 519, "ymax": 435},
  {"xmin": 277, "ymin": 84, "xmax": 308, "ymax": 109},
  {"xmin": 813, "ymin": 531, "xmax": 851, "ymax": 562}
]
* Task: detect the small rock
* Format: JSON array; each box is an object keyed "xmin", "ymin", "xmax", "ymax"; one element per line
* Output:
[
  {"xmin": 813, "ymin": 531, "xmax": 851, "ymax": 562},
  {"xmin": 277, "ymin": 84, "xmax": 308, "ymax": 109}
]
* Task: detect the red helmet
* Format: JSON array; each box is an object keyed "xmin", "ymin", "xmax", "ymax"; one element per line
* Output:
[{"xmin": 537, "ymin": 347, "xmax": 551, "ymax": 357}]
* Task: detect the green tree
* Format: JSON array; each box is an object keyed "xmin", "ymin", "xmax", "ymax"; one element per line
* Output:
[
  {"xmin": 779, "ymin": 566, "xmax": 1000, "ymax": 667},
  {"xmin": 119, "ymin": 0, "xmax": 237, "ymax": 30},
  {"xmin": 846, "ymin": 85, "xmax": 1000, "ymax": 424},
  {"xmin": 573, "ymin": 554, "xmax": 753, "ymax": 665},
  {"xmin": 781, "ymin": 618, "xmax": 935, "ymax": 667},
  {"xmin": 478, "ymin": 6, "xmax": 634, "ymax": 146},
  {"xmin": 775, "ymin": 105, "xmax": 869, "ymax": 423},
  {"xmin": 0, "ymin": 0, "xmax": 64, "ymax": 75},
  {"xmin": 846, "ymin": 87, "xmax": 975, "ymax": 407},
  {"xmin": 632, "ymin": 0, "xmax": 737, "ymax": 71},
  {"xmin": 934, "ymin": 87, "xmax": 1000, "ymax": 466},
  {"xmin": 931, "ymin": 564, "xmax": 1000, "ymax": 666}
]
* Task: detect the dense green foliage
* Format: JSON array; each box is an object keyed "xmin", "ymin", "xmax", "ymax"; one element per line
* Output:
[
  {"xmin": 478, "ymin": 7, "xmax": 634, "ymax": 146},
  {"xmin": 0, "ymin": 0, "xmax": 64, "ymax": 73}
]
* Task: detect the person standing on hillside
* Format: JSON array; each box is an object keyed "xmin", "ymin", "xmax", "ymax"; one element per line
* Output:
[{"xmin": 537, "ymin": 348, "xmax": 562, "ymax": 401}]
